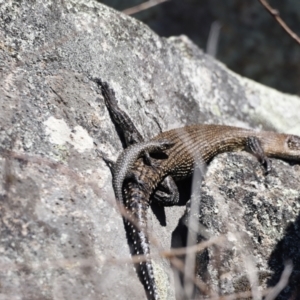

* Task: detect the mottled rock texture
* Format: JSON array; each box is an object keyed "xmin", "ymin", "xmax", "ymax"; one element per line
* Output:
[{"xmin": 0, "ymin": 1, "xmax": 300, "ymax": 299}]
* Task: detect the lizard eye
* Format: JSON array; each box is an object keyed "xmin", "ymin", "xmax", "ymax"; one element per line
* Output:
[
  {"xmin": 161, "ymin": 140, "xmax": 175, "ymax": 149},
  {"xmin": 287, "ymin": 136, "xmax": 300, "ymax": 150}
]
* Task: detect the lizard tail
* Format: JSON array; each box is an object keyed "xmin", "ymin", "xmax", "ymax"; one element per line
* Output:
[{"xmin": 124, "ymin": 181, "xmax": 160, "ymax": 300}]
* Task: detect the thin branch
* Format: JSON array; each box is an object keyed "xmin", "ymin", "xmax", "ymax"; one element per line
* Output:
[
  {"xmin": 169, "ymin": 255, "xmax": 212, "ymax": 297},
  {"xmin": 96, "ymin": 235, "xmax": 226, "ymax": 269},
  {"xmin": 258, "ymin": 0, "xmax": 300, "ymax": 45},
  {"xmin": 122, "ymin": 0, "xmax": 169, "ymax": 16}
]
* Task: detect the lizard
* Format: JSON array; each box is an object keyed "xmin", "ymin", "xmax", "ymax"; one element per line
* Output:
[
  {"xmin": 123, "ymin": 124, "xmax": 300, "ymax": 300},
  {"xmin": 93, "ymin": 79, "xmax": 300, "ymax": 299}
]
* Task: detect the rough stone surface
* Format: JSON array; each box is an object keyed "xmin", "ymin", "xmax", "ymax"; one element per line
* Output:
[
  {"xmin": 0, "ymin": 1, "xmax": 300, "ymax": 299},
  {"xmin": 176, "ymin": 153, "xmax": 300, "ymax": 299}
]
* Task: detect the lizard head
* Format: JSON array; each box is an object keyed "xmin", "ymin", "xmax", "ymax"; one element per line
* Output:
[
  {"xmin": 283, "ymin": 135, "xmax": 300, "ymax": 161},
  {"xmin": 261, "ymin": 133, "xmax": 300, "ymax": 161},
  {"xmin": 287, "ymin": 135, "xmax": 300, "ymax": 151},
  {"xmin": 272, "ymin": 134, "xmax": 300, "ymax": 161}
]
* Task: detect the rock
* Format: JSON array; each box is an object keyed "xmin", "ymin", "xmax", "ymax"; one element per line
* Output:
[
  {"xmin": 0, "ymin": 1, "xmax": 299, "ymax": 299},
  {"xmin": 176, "ymin": 153, "xmax": 300, "ymax": 299}
]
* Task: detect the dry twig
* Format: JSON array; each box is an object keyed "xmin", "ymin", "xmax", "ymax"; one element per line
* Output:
[{"xmin": 258, "ymin": 0, "xmax": 300, "ymax": 45}]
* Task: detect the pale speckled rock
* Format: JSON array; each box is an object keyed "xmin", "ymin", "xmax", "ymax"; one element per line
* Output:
[
  {"xmin": 177, "ymin": 153, "xmax": 300, "ymax": 298},
  {"xmin": 0, "ymin": 1, "xmax": 300, "ymax": 299}
]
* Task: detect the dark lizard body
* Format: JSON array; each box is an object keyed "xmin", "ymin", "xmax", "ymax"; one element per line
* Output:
[
  {"xmin": 112, "ymin": 139, "xmax": 174, "ymax": 203},
  {"xmin": 124, "ymin": 124, "xmax": 300, "ymax": 299},
  {"xmin": 95, "ymin": 78, "xmax": 179, "ymax": 205}
]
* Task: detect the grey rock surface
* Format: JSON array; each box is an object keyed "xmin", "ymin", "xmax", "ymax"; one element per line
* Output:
[
  {"xmin": 104, "ymin": 0, "xmax": 300, "ymax": 95},
  {"xmin": 0, "ymin": 1, "xmax": 300, "ymax": 299},
  {"xmin": 178, "ymin": 154, "xmax": 300, "ymax": 299}
]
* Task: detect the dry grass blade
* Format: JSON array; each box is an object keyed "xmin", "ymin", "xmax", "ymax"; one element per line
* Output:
[
  {"xmin": 169, "ymin": 255, "xmax": 212, "ymax": 297},
  {"xmin": 184, "ymin": 162, "xmax": 206, "ymax": 298},
  {"xmin": 207, "ymin": 260, "xmax": 293, "ymax": 300},
  {"xmin": 206, "ymin": 21, "xmax": 222, "ymax": 57},
  {"xmin": 122, "ymin": 0, "xmax": 170, "ymax": 15},
  {"xmin": 264, "ymin": 260, "xmax": 293, "ymax": 300}
]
